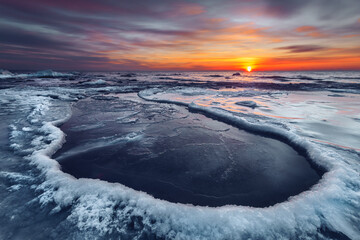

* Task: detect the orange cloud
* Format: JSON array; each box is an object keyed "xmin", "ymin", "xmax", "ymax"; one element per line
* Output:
[
  {"xmin": 296, "ymin": 26, "xmax": 317, "ymax": 32},
  {"xmin": 101, "ymin": 42, "xmax": 360, "ymax": 71},
  {"xmin": 342, "ymin": 34, "xmax": 360, "ymax": 38},
  {"xmin": 92, "ymin": 15, "xmax": 360, "ymax": 72},
  {"xmin": 258, "ymin": 55, "xmax": 360, "ymax": 71},
  {"xmin": 295, "ymin": 25, "xmax": 326, "ymax": 38},
  {"xmin": 206, "ymin": 18, "xmax": 226, "ymax": 24}
]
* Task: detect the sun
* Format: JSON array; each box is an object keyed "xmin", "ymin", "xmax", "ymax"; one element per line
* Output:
[{"xmin": 247, "ymin": 66, "xmax": 252, "ymax": 72}]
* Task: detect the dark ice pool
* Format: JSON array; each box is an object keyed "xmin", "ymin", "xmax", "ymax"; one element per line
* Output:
[{"xmin": 54, "ymin": 94, "xmax": 321, "ymax": 207}]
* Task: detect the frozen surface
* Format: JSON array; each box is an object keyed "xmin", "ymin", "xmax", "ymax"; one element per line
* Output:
[
  {"xmin": 54, "ymin": 95, "xmax": 320, "ymax": 207},
  {"xmin": 0, "ymin": 71, "xmax": 359, "ymax": 239}
]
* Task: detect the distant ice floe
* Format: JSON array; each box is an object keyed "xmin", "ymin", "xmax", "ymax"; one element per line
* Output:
[
  {"xmin": 205, "ymin": 74, "xmax": 223, "ymax": 77},
  {"xmin": 119, "ymin": 73, "xmax": 136, "ymax": 78},
  {"xmin": 86, "ymin": 79, "xmax": 107, "ymax": 85},
  {"xmin": 0, "ymin": 69, "xmax": 14, "ymax": 79},
  {"xmin": 27, "ymin": 70, "xmax": 73, "ymax": 78},
  {"xmin": 0, "ymin": 69, "xmax": 73, "ymax": 79}
]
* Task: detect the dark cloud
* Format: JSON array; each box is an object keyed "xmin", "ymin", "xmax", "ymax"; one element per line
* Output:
[
  {"xmin": 0, "ymin": 25, "xmax": 74, "ymax": 51},
  {"xmin": 260, "ymin": 0, "xmax": 360, "ymax": 19},
  {"xmin": 261, "ymin": 0, "xmax": 310, "ymax": 16},
  {"xmin": 0, "ymin": 45, "xmax": 121, "ymax": 71},
  {"xmin": 276, "ymin": 45, "xmax": 326, "ymax": 53}
]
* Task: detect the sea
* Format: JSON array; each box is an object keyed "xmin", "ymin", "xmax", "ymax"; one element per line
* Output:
[{"xmin": 0, "ymin": 69, "xmax": 359, "ymax": 239}]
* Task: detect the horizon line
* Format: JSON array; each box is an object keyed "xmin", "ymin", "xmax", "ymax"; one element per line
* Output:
[{"xmin": 4, "ymin": 68, "xmax": 360, "ymax": 72}]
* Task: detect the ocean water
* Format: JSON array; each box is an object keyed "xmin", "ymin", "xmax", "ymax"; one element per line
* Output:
[{"xmin": 0, "ymin": 70, "xmax": 359, "ymax": 239}]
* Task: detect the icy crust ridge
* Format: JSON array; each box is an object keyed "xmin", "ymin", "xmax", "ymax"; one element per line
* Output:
[{"xmin": 7, "ymin": 87, "xmax": 360, "ymax": 239}]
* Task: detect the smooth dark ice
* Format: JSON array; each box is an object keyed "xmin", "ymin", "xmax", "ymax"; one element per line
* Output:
[{"xmin": 55, "ymin": 94, "xmax": 321, "ymax": 207}]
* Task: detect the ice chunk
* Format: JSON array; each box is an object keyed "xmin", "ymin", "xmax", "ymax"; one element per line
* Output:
[
  {"xmin": 87, "ymin": 79, "xmax": 107, "ymax": 85},
  {"xmin": 235, "ymin": 100, "xmax": 258, "ymax": 108},
  {"xmin": 0, "ymin": 69, "xmax": 14, "ymax": 79},
  {"xmin": 205, "ymin": 74, "xmax": 223, "ymax": 77},
  {"xmin": 120, "ymin": 73, "xmax": 136, "ymax": 77}
]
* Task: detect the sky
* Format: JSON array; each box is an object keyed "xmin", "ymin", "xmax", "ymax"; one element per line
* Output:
[{"xmin": 1, "ymin": 0, "xmax": 360, "ymax": 71}]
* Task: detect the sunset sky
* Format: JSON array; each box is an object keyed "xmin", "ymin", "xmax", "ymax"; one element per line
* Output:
[{"xmin": 1, "ymin": 0, "xmax": 360, "ymax": 71}]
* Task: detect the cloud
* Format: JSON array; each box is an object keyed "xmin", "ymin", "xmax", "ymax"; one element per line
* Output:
[
  {"xmin": 0, "ymin": 0, "xmax": 359, "ymax": 70},
  {"xmin": 296, "ymin": 26, "xmax": 318, "ymax": 33},
  {"xmin": 276, "ymin": 45, "xmax": 326, "ymax": 53},
  {"xmin": 260, "ymin": 0, "xmax": 310, "ymax": 17},
  {"xmin": 295, "ymin": 26, "xmax": 327, "ymax": 38},
  {"xmin": 0, "ymin": 25, "xmax": 75, "ymax": 51},
  {"xmin": 171, "ymin": 2, "xmax": 205, "ymax": 16}
]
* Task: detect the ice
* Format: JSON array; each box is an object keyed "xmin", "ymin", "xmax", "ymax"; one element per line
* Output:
[
  {"xmin": 56, "ymin": 132, "xmax": 143, "ymax": 162},
  {"xmin": 0, "ymin": 73, "xmax": 359, "ymax": 239},
  {"xmin": 235, "ymin": 100, "xmax": 258, "ymax": 108},
  {"xmin": 91, "ymin": 95, "xmax": 117, "ymax": 100},
  {"xmin": 69, "ymin": 123, "xmax": 106, "ymax": 132},
  {"xmin": 0, "ymin": 69, "xmax": 14, "ymax": 79},
  {"xmin": 86, "ymin": 79, "xmax": 107, "ymax": 85},
  {"xmin": 24, "ymin": 94, "xmax": 356, "ymax": 238},
  {"xmin": 120, "ymin": 73, "xmax": 136, "ymax": 77},
  {"xmin": 28, "ymin": 69, "xmax": 73, "ymax": 78},
  {"xmin": 22, "ymin": 127, "xmax": 33, "ymax": 132},
  {"xmin": 205, "ymin": 74, "xmax": 223, "ymax": 77},
  {"xmin": 0, "ymin": 69, "xmax": 73, "ymax": 79},
  {"xmin": 136, "ymin": 87, "xmax": 359, "ymax": 237},
  {"xmin": 0, "ymin": 171, "xmax": 34, "ymax": 183},
  {"xmin": 328, "ymin": 94, "xmax": 345, "ymax": 97}
]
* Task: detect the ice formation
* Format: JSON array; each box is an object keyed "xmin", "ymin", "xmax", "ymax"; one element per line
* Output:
[{"xmin": 0, "ymin": 70, "xmax": 359, "ymax": 239}]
